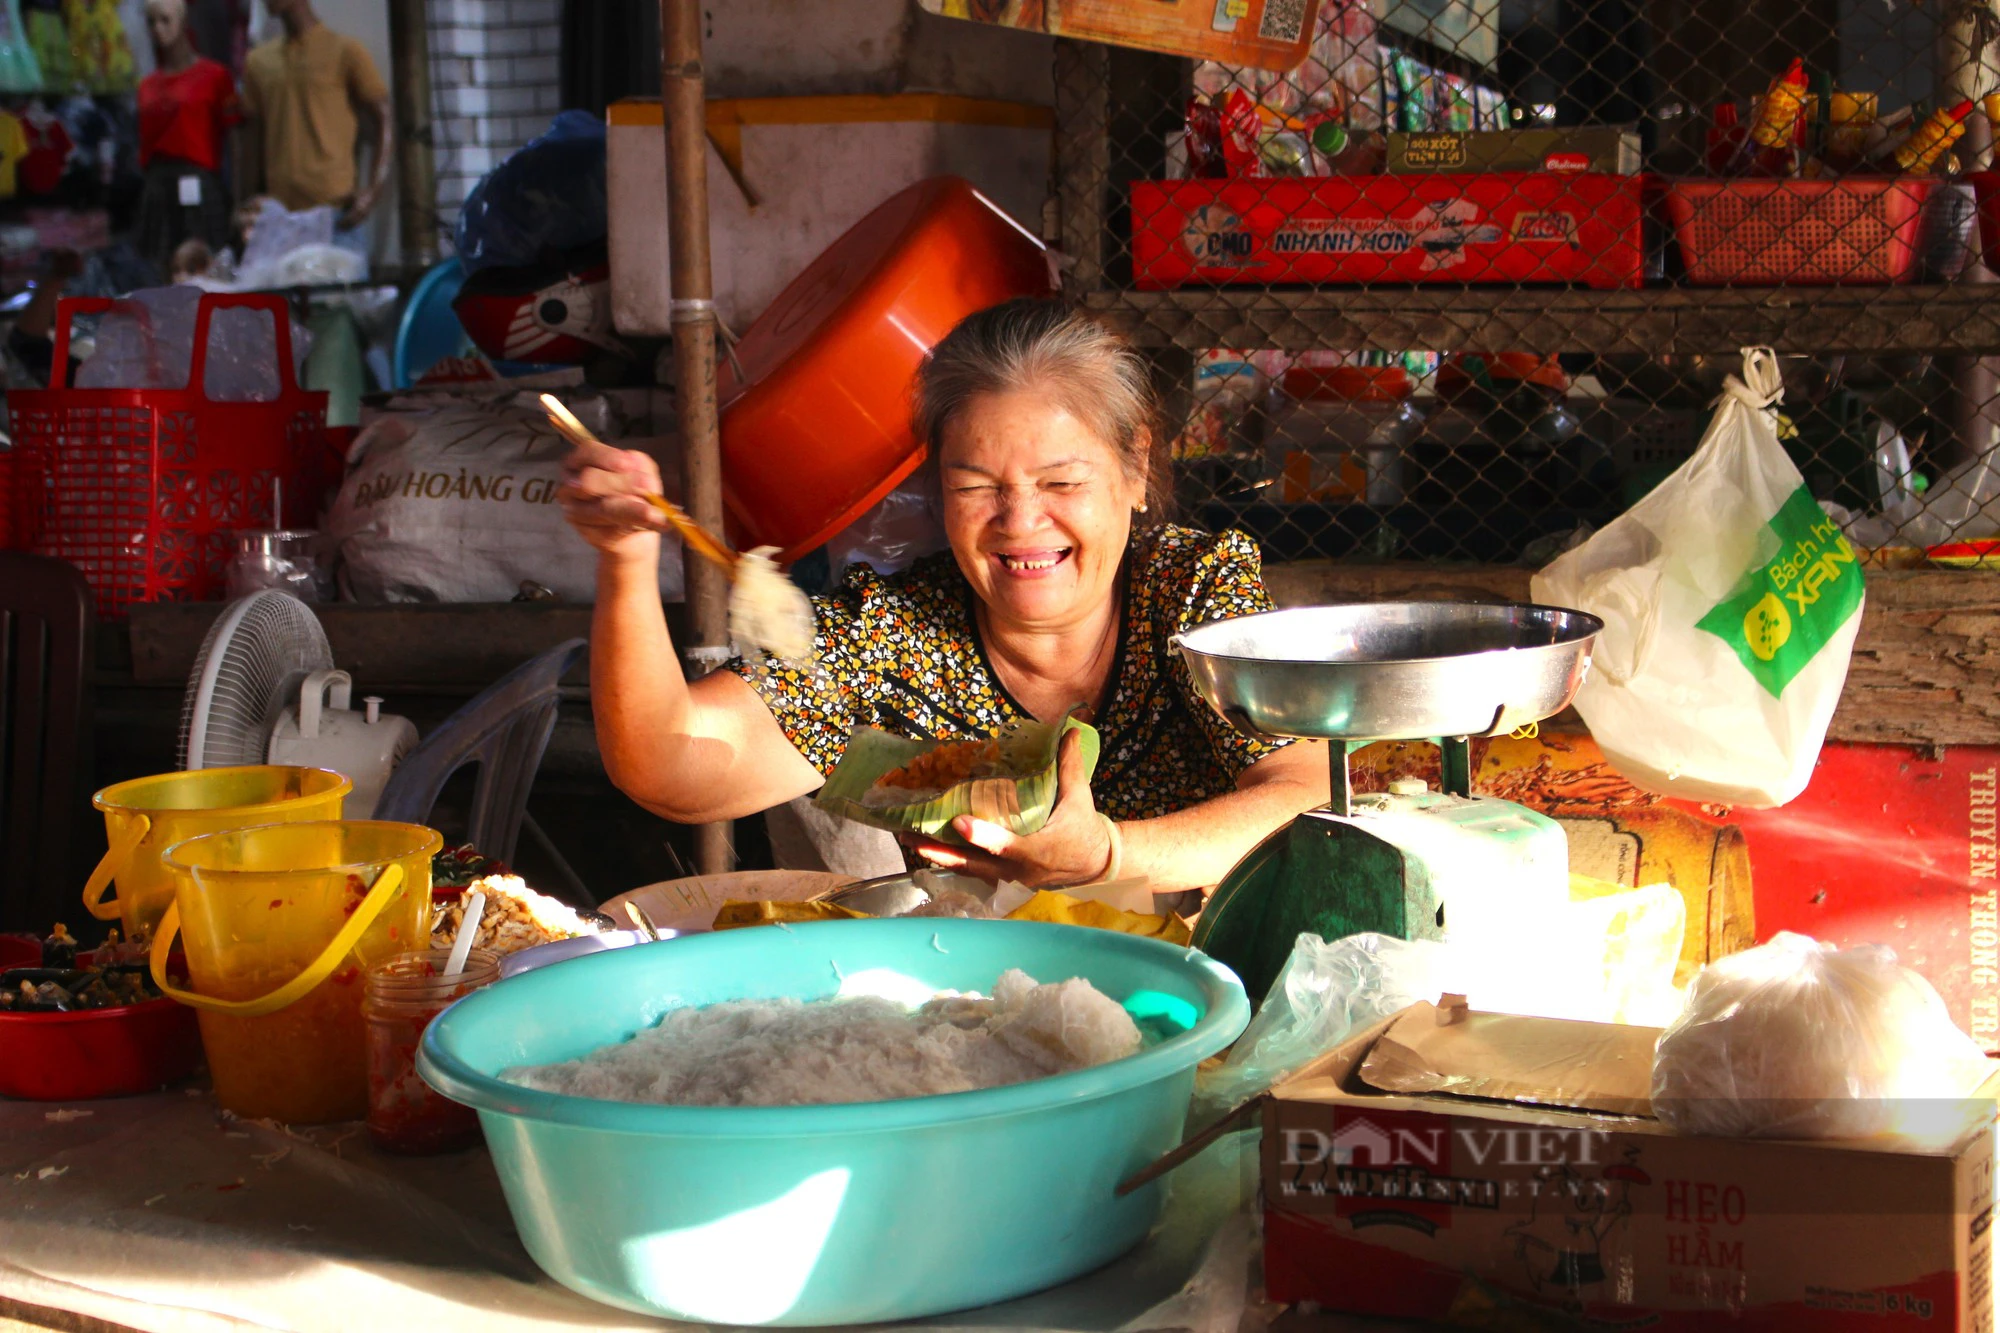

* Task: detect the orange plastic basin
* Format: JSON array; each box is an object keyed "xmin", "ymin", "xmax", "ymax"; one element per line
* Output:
[{"xmin": 718, "ymin": 176, "xmax": 1053, "ymax": 561}]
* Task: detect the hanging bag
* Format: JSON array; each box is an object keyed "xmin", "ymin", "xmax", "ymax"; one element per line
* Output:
[{"xmin": 1531, "ymin": 348, "xmax": 1864, "ymax": 806}]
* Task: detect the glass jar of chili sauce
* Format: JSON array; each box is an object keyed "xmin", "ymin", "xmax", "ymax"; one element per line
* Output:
[{"xmin": 363, "ymin": 948, "xmax": 499, "ymax": 1153}]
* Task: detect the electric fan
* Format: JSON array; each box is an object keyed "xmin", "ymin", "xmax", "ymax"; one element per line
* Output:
[{"xmin": 178, "ymin": 592, "xmax": 418, "ymax": 818}]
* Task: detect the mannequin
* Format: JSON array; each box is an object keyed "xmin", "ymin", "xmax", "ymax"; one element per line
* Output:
[
  {"xmin": 237, "ymin": 0, "xmax": 390, "ymax": 235},
  {"xmin": 135, "ymin": 0, "xmax": 238, "ymax": 275}
]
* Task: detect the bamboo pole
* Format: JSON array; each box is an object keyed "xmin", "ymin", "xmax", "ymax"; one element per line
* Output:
[
  {"xmin": 660, "ymin": 0, "xmax": 733, "ymax": 873},
  {"xmin": 385, "ymin": 0, "xmax": 438, "ymax": 265}
]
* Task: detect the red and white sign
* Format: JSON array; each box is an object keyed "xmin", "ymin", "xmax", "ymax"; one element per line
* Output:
[{"xmin": 1130, "ymin": 173, "xmax": 1647, "ymax": 289}]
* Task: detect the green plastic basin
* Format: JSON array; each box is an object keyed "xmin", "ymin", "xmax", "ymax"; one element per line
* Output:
[{"xmin": 418, "ymin": 917, "xmax": 1249, "ymax": 1326}]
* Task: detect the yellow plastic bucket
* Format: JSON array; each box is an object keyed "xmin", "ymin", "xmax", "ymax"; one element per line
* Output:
[
  {"xmin": 86, "ymin": 766, "xmax": 352, "ymax": 941},
  {"xmin": 154, "ymin": 820, "xmax": 440, "ymax": 1124}
]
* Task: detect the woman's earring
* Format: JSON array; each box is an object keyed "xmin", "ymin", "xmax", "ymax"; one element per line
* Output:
[{"xmin": 1135, "ymin": 503, "xmax": 1149, "ymax": 513}]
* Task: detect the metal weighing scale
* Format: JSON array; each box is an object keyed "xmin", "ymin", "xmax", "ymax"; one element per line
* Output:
[{"xmin": 1173, "ymin": 601, "xmax": 1603, "ymax": 1001}]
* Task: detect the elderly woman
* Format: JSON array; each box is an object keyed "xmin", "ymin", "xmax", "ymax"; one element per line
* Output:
[{"xmin": 561, "ymin": 298, "xmax": 1328, "ymax": 891}]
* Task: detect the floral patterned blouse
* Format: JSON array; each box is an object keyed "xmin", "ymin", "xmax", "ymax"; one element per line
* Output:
[{"xmin": 728, "ymin": 524, "xmax": 1292, "ymax": 821}]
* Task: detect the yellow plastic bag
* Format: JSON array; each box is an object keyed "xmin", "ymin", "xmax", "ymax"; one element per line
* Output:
[
  {"xmin": 711, "ymin": 899, "xmax": 866, "ymax": 930},
  {"xmin": 1005, "ymin": 889, "xmax": 1192, "ymax": 946}
]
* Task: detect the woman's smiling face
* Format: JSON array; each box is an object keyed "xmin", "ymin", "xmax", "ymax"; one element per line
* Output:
[{"xmin": 939, "ymin": 388, "xmax": 1145, "ymax": 631}]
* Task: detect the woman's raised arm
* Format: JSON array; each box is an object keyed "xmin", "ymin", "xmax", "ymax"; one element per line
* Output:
[{"xmin": 561, "ymin": 440, "xmax": 823, "ymax": 823}]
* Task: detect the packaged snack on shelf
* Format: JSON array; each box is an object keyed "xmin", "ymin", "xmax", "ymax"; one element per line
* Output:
[
  {"xmin": 1823, "ymin": 90, "xmax": 1877, "ymax": 172},
  {"xmin": 1745, "ymin": 57, "xmax": 1808, "ymax": 175},
  {"xmin": 1386, "ymin": 127, "xmax": 1642, "ymax": 173},
  {"xmin": 1439, "ymin": 74, "xmax": 1475, "ymax": 132},
  {"xmin": 1221, "ymin": 88, "xmax": 1265, "ymax": 176},
  {"xmin": 1889, "ymin": 99, "xmax": 1972, "ymax": 173},
  {"xmin": 1388, "ymin": 49, "xmax": 1433, "ymax": 132},
  {"xmin": 1179, "ymin": 350, "xmax": 1270, "ymax": 460},
  {"xmin": 1185, "ymin": 94, "xmax": 1225, "ymax": 179}
]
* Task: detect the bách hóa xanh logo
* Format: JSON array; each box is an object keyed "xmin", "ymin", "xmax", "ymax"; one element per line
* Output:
[{"xmin": 1695, "ymin": 486, "xmax": 1863, "ymax": 698}]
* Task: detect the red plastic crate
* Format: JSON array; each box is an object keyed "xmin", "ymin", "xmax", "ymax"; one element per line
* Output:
[
  {"xmin": 8, "ymin": 293, "xmax": 334, "ymax": 618},
  {"xmin": 1662, "ymin": 176, "xmax": 1934, "ymax": 285},
  {"xmin": 1130, "ymin": 172, "xmax": 1647, "ymax": 290}
]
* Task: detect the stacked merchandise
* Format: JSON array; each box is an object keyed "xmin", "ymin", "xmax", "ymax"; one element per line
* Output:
[
  {"xmin": 1676, "ymin": 58, "xmax": 1977, "ymax": 284},
  {"xmin": 1179, "ymin": 0, "xmax": 1509, "ymax": 180},
  {"xmin": 1137, "ymin": 0, "xmax": 1644, "ymax": 289}
]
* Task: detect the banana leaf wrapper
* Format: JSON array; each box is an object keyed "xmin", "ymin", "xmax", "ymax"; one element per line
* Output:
[{"xmin": 815, "ymin": 714, "xmax": 1100, "ymax": 844}]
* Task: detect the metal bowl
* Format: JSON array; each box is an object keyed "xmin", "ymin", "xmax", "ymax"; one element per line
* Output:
[
  {"xmin": 1173, "ymin": 601, "xmax": 1601, "ymax": 743},
  {"xmin": 498, "ymin": 929, "xmax": 663, "ymax": 979}
]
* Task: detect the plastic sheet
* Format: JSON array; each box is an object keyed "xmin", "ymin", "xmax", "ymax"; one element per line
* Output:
[
  {"xmin": 454, "ymin": 111, "xmax": 607, "ymax": 276},
  {"xmin": 1195, "ymin": 880, "xmax": 1685, "ymax": 1120},
  {"xmin": 826, "ymin": 471, "xmax": 947, "ymax": 581},
  {"xmin": 1, "ymin": 1083, "xmax": 1288, "ymax": 1333},
  {"xmin": 1651, "ymin": 931, "xmax": 1996, "ymax": 1141},
  {"xmin": 234, "ymin": 199, "xmax": 343, "ymax": 288}
]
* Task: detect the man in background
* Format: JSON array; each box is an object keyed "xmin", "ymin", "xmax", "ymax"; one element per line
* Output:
[{"xmin": 235, "ymin": 0, "xmax": 390, "ymax": 236}]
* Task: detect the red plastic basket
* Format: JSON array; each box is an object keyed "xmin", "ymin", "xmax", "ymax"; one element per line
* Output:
[
  {"xmin": 8, "ymin": 293, "xmax": 334, "ymax": 618},
  {"xmin": 1662, "ymin": 177, "xmax": 1934, "ymax": 285}
]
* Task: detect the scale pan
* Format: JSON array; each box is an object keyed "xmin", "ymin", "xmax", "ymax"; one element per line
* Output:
[{"xmin": 1173, "ymin": 601, "xmax": 1601, "ymax": 743}]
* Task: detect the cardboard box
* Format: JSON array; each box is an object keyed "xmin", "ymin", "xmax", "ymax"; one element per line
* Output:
[
  {"xmin": 1388, "ymin": 128, "xmax": 1643, "ymax": 175},
  {"xmin": 916, "ymin": 0, "xmax": 1321, "ymax": 73},
  {"xmin": 1261, "ymin": 1002, "xmax": 1998, "ymax": 1330},
  {"xmin": 1130, "ymin": 173, "xmax": 1646, "ymax": 290}
]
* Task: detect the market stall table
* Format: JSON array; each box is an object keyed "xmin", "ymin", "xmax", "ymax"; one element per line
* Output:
[{"xmin": 0, "ymin": 1084, "xmax": 1424, "ymax": 1333}]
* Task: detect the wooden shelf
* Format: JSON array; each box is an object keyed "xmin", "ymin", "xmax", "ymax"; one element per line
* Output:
[
  {"xmin": 1264, "ymin": 561, "xmax": 2000, "ymax": 750},
  {"xmin": 1082, "ymin": 285, "xmax": 2000, "ymax": 357}
]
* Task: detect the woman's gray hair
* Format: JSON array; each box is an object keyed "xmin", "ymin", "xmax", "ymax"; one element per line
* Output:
[{"xmin": 912, "ymin": 298, "xmax": 1171, "ymax": 523}]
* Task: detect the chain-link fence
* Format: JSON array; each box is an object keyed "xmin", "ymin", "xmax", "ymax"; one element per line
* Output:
[{"xmin": 1052, "ymin": 0, "xmax": 2000, "ymax": 565}]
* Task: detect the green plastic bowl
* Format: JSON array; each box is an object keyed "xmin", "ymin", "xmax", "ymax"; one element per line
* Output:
[{"xmin": 418, "ymin": 918, "xmax": 1248, "ymax": 1326}]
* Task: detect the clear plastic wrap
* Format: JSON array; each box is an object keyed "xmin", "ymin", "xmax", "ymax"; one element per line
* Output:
[
  {"xmin": 1651, "ymin": 932, "xmax": 1996, "ymax": 1141},
  {"xmin": 1194, "ymin": 882, "xmax": 1685, "ymax": 1120},
  {"xmin": 73, "ymin": 285, "xmax": 311, "ymax": 399},
  {"xmin": 825, "ymin": 471, "xmax": 945, "ymax": 581},
  {"xmin": 1193, "ymin": 932, "xmax": 1451, "ymax": 1119},
  {"xmin": 234, "ymin": 198, "xmax": 339, "ymax": 288}
]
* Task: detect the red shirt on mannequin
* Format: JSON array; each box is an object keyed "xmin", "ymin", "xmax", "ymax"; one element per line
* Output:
[{"xmin": 137, "ymin": 56, "xmax": 238, "ymax": 173}]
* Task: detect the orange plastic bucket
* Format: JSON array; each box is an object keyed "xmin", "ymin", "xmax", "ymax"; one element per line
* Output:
[
  {"xmin": 154, "ymin": 821, "xmax": 439, "ymax": 1123},
  {"xmin": 717, "ymin": 176, "xmax": 1053, "ymax": 562}
]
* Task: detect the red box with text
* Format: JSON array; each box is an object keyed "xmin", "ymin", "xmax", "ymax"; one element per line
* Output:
[{"xmin": 1130, "ymin": 173, "xmax": 1647, "ymax": 290}]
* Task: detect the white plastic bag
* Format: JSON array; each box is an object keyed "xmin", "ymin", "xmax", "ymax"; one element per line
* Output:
[
  {"xmin": 1532, "ymin": 349, "xmax": 1865, "ymax": 807},
  {"xmin": 1651, "ymin": 932, "xmax": 1994, "ymax": 1142},
  {"xmin": 326, "ymin": 395, "xmax": 683, "ymax": 604}
]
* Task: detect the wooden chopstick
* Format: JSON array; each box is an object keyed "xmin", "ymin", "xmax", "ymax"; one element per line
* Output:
[{"xmin": 539, "ymin": 393, "xmax": 739, "ymax": 573}]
